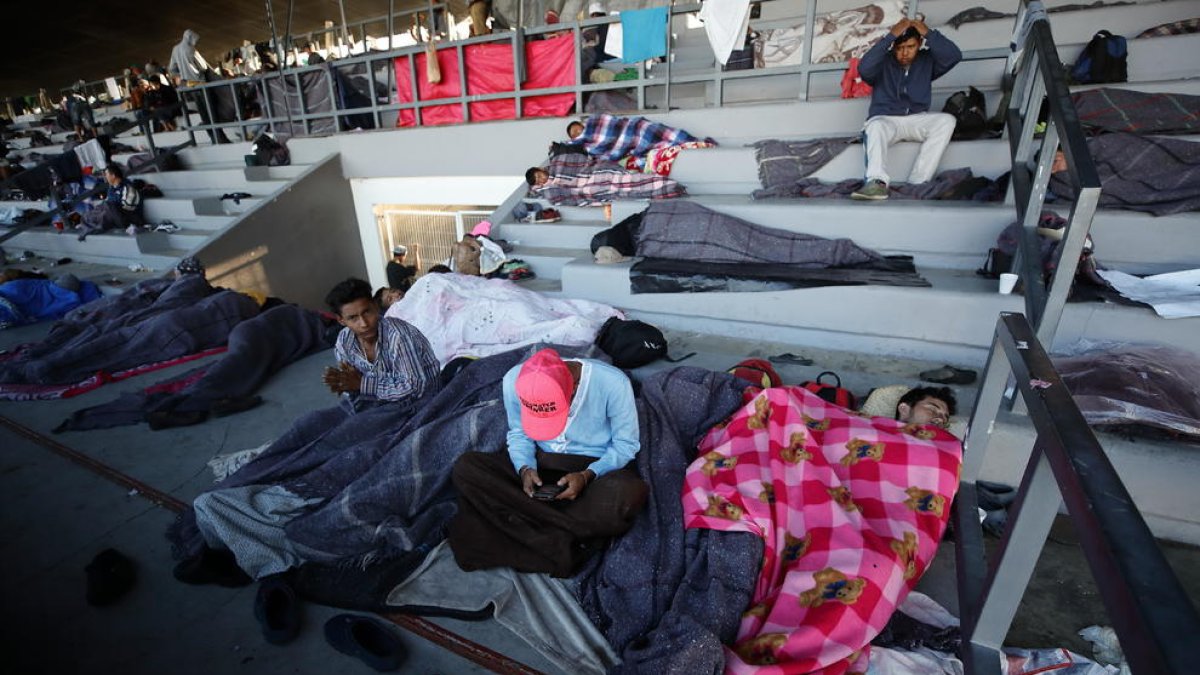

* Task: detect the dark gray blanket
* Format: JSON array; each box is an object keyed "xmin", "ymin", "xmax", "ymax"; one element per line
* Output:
[
  {"xmin": 630, "ymin": 255, "xmax": 929, "ymax": 294},
  {"xmin": 753, "ymin": 167, "xmax": 990, "ymax": 201},
  {"xmin": 167, "ymin": 345, "xmax": 572, "ymax": 563},
  {"xmin": 573, "ymin": 367, "xmax": 762, "ymax": 674},
  {"xmin": 1050, "ymin": 133, "xmax": 1200, "ymax": 216},
  {"xmin": 28, "ymin": 277, "xmax": 177, "ymax": 359},
  {"xmin": 752, "ymin": 137, "xmax": 857, "ymax": 191},
  {"xmin": 265, "ymin": 69, "xmax": 337, "ymax": 137},
  {"xmin": 1055, "ymin": 344, "xmax": 1200, "ymax": 441},
  {"xmin": 634, "ymin": 200, "xmax": 883, "ymax": 266},
  {"xmin": 55, "ymin": 305, "xmax": 334, "ymax": 431},
  {"xmin": 1073, "ymin": 88, "xmax": 1200, "ymax": 135},
  {"xmin": 0, "ymin": 277, "xmax": 258, "ymax": 385}
]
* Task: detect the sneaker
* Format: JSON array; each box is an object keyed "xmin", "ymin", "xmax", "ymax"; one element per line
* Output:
[
  {"xmin": 125, "ymin": 225, "xmax": 139, "ymax": 236},
  {"xmin": 851, "ymin": 179, "xmax": 889, "ymax": 201},
  {"xmin": 154, "ymin": 223, "xmax": 181, "ymax": 233}
]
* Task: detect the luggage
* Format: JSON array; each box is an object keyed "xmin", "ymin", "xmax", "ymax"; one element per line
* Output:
[
  {"xmin": 1070, "ymin": 30, "xmax": 1128, "ymax": 84},
  {"xmin": 800, "ymin": 371, "xmax": 856, "ymax": 409},
  {"xmin": 727, "ymin": 358, "xmax": 783, "ymax": 388},
  {"xmin": 595, "ymin": 317, "xmax": 668, "ymax": 369}
]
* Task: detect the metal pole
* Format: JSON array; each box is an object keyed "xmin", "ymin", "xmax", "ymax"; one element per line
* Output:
[
  {"xmin": 664, "ymin": 0, "xmax": 673, "ymax": 111},
  {"xmin": 388, "ymin": 0, "xmax": 395, "ymax": 49},
  {"xmin": 339, "ymin": 0, "xmax": 351, "ymax": 52},
  {"xmin": 265, "ymin": 0, "xmax": 296, "ymax": 135}
]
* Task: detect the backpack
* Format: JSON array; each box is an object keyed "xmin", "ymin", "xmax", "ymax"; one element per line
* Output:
[
  {"xmin": 595, "ymin": 317, "xmax": 668, "ymax": 369},
  {"xmin": 1071, "ymin": 30, "xmax": 1127, "ymax": 84},
  {"xmin": 942, "ymin": 87, "xmax": 988, "ymax": 140},
  {"xmin": 727, "ymin": 358, "xmax": 783, "ymax": 388},
  {"xmin": 800, "ymin": 371, "xmax": 856, "ymax": 409},
  {"xmin": 252, "ymin": 132, "xmax": 290, "ymax": 166}
]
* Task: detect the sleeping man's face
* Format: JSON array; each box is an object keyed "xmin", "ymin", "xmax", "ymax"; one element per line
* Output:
[{"xmin": 898, "ymin": 396, "xmax": 950, "ymax": 428}]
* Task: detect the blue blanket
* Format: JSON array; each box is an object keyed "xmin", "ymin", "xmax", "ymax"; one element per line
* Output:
[{"xmin": 0, "ymin": 279, "xmax": 102, "ymax": 329}]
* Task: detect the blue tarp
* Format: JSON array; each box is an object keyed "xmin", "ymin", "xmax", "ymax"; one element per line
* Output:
[{"xmin": 0, "ymin": 279, "xmax": 102, "ymax": 329}]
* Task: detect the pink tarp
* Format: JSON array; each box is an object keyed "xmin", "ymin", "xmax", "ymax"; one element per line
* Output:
[{"xmin": 394, "ymin": 34, "xmax": 576, "ymax": 127}]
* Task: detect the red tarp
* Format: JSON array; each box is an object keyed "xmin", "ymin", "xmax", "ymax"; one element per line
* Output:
[{"xmin": 394, "ymin": 33, "xmax": 576, "ymax": 127}]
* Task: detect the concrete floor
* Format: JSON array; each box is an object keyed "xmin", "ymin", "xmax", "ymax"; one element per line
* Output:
[{"xmin": 1, "ymin": 293, "xmax": 1197, "ymax": 674}]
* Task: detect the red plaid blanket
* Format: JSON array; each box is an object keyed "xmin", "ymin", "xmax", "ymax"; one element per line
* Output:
[{"xmin": 682, "ymin": 387, "xmax": 962, "ymax": 674}]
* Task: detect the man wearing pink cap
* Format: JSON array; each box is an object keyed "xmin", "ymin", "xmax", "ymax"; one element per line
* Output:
[{"xmin": 449, "ymin": 347, "xmax": 647, "ymax": 576}]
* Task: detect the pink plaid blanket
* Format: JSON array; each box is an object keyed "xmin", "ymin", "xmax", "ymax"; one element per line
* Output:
[{"xmin": 682, "ymin": 387, "xmax": 962, "ymax": 674}]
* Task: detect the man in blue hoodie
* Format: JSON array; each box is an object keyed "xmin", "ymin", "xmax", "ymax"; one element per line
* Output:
[{"xmin": 851, "ymin": 17, "xmax": 962, "ymax": 200}]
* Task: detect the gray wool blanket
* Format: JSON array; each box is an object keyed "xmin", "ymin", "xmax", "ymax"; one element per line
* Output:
[
  {"xmin": 168, "ymin": 345, "xmax": 589, "ymax": 564},
  {"xmin": 1050, "ymin": 132, "xmax": 1200, "ymax": 216},
  {"xmin": 55, "ymin": 304, "xmax": 334, "ymax": 431},
  {"xmin": 753, "ymin": 167, "xmax": 987, "ymax": 201},
  {"xmin": 634, "ymin": 200, "xmax": 883, "ymax": 267},
  {"xmin": 21, "ymin": 276, "xmax": 180, "ymax": 360},
  {"xmin": 1073, "ymin": 88, "xmax": 1200, "ymax": 135},
  {"xmin": 752, "ymin": 137, "xmax": 857, "ymax": 191},
  {"xmin": 572, "ymin": 366, "xmax": 763, "ymax": 674},
  {"xmin": 0, "ymin": 278, "xmax": 258, "ymax": 385}
]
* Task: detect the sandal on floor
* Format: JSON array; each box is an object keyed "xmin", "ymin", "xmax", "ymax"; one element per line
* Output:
[{"xmin": 918, "ymin": 365, "xmax": 977, "ymax": 385}]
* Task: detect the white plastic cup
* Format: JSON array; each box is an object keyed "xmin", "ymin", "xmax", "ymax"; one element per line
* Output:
[{"xmin": 998, "ymin": 273, "xmax": 1019, "ymax": 295}]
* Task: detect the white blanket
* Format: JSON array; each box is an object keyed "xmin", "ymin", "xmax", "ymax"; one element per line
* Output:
[
  {"xmin": 1098, "ymin": 268, "xmax": 1200, "ymax": 319},
  {"xmin": 386, "ymin": 273, "xmax": 623, "ymax": 366}
]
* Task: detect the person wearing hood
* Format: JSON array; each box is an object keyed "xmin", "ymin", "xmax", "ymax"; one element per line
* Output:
[
  {"xmin": 168, "ymin": 29, "xmax": 231, "ymax": 144},
  {"xmin": 168, "ymin": 30, "xmax": 212, "ymax": 86}
]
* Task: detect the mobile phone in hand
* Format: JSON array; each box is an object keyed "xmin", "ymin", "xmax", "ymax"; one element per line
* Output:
[{"xmin": 532, "ymin": 483, "xmax": 566, "ymax": 500}]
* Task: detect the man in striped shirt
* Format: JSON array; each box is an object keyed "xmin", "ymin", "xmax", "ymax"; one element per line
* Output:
[
  {"xmin": 78, "ymin": 165, "xmax": 144, "ymax": 241},
  {"xmin": 321, "ymin": 278, "xmax": 440, "ymax": 405}
]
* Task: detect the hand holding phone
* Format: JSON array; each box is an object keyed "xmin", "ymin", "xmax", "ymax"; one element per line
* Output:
[{"xmin": 532, "ymin": 483, "xmax": 567, "ymax": 500}]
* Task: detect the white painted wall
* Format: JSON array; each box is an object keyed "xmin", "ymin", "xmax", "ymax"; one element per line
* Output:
[{"xmin": 349, "ymin": 176, "xmax": 518, "ymax": 289}]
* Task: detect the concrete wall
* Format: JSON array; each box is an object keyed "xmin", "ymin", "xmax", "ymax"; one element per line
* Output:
[
  {"xmin": 197, "ymin": 154, "xmax": 366, "ymax": 310},
  {"xmin": 348, "ymin": 176, "xmax": 517, "ymax": 289}
]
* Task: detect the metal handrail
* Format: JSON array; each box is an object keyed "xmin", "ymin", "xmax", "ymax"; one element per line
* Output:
[
  {"xmin": 964, "ymin": 0, "xmax": 1103, "ymax": 493},
  {"xmin": 172, "ymin": 0, "xmax": 1048, "ymax": 144},
  {"xmin": 955, "ymin": 313, "xmax": 1200, "ymax": 675}
]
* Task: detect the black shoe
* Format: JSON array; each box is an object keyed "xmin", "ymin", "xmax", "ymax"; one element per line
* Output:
[
  {"xmin": 210, "ymin": 395, "xmax": 263, "ymax": 418},
  {"xmin": 173, "ymin": 547, "xmax": 252, "ymax": 587},
  {"xmin": 918, "ymin": 365, "xmax": 977, "ymax": 385},
  {"xmin": 324, "ymin": 614, "xmax": 406, "ymax": 671},
  {"xmin": 147, "ymin": 409, "xmax": 208, "ymax": 430},
  {"xmin": 254, "ymin": 576, "xmax": 302, "ymax": 645},
  {"xmin": 86, "ymin": 548, "xmax": 136, "ymax": 607}
]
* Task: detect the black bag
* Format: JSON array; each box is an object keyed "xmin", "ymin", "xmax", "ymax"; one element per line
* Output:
[
  {"xmin": 595, "ymin": 317, "xmax": 667, "ymax": 369},
  {"xmin": 943, "ymin": 86, "xmax": 988, "ymax": 140},
  {"xmin": 252, "ymin": 132, "xmax": 290, "ymax": 166},
  {"xmin": 589, "ymin": 212, "xmax": 641, "ymax": 257},
  {"xmin": 1070, "ymin": 30, "xmax": 1127, "ymax": 84},
  {"xmin": 800, "ymin": 371, "xmax": 856, "ymax": 409}
]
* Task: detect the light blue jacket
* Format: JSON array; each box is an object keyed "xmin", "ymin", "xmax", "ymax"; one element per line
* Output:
[{"xmin": 504, "ymin": 359, "xmax": 641, "ymax": 478}]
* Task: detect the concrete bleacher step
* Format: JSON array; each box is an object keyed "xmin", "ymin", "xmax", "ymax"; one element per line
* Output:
[
  {"xmin": 983, "ymin": 410, "xmax": 1200, "ymax": 545},
  {"xmin": 501, "ymin": 219, "xmax": 610, "ymax": 249},
  {"xmin": 506, "ymin": 245, "xmax": 581, "ymax": 279},
  {"xmin": 558, "ymin": 256, "xmax": 1200, "ymax": 362},
  {"xmin": 4, "ymin": 227, "xmax": 187, "ymax": 271}
]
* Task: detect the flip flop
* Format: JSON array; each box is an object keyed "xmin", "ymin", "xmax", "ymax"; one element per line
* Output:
[
  {"xmin": 769, "ymin": 352, "xmax": 814, "ymax": 366},
  {"xmin": 918, "ymin": 365, "xmax": 977, "ymax": 385}
]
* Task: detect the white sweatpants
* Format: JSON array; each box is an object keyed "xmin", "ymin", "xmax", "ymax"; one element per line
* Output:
[{"xmin": 863, "ymin": 112, "xmax": 956, "ymax": 185}]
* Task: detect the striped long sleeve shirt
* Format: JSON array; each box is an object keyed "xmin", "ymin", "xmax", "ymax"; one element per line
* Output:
[{"xmin": 334, "ymin": 317, "xmax": 441, "ymax": 402}]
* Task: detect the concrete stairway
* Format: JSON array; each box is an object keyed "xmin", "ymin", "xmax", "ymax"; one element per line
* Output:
[
  {"xmin": 1, "ymin": 139, "xmax": 312, "ymax": 272},
  {"xmin": 486, "ymin": 2, "xmax": 1200, "ymax": 542}
]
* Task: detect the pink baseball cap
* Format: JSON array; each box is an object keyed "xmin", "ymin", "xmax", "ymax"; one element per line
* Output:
[{"xmin": 515, "ymin": 348, "xmax": 573, "ymax": 441}]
